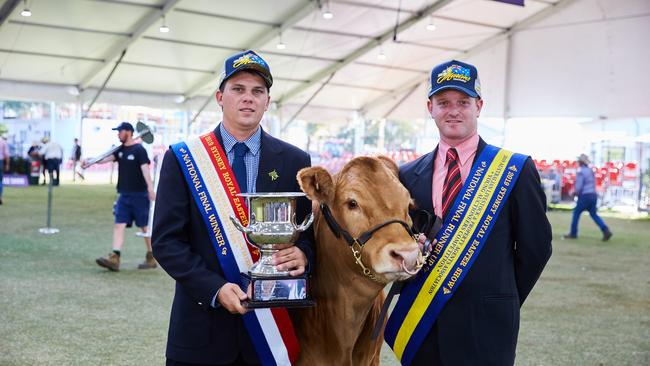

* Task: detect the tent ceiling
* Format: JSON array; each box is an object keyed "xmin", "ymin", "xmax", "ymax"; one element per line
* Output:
[{"xmin": 0, "ymin": 0, "xmax": 647, "ymax": 123}]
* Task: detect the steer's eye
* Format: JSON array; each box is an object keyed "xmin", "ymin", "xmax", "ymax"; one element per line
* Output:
[{"xmin": 346, "ymin": 199, "xmax": 358, "ymax": 210}]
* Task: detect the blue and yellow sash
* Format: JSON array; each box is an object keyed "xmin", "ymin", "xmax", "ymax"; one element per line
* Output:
[
  {"xmin": 385, "ymin": 145, "xmax": 527, "ymax": 365},
  {"xmin": 171, "ymin": 132, "xmax": 299, "ymax": 366}
]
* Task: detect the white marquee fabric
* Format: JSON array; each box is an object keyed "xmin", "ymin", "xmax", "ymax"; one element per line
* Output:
[{"xmin": 0, "ymin": 0, "xmax": 648, "ymax": 123}]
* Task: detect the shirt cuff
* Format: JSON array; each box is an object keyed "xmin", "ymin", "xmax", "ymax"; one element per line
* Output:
[{"xmin": 210, "ymin": 288, "xmax": 222, "ymax": 308}]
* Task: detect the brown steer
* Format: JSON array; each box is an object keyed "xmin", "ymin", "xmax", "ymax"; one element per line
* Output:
[{"xmin": 293, "ymin": 156, "xmax": 423, "ymax": 366}]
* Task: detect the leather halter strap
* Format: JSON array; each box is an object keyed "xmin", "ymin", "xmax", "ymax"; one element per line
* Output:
[
  {"xmin": 320, "ymin": 204, "xmax": 414, "ymax": 247},
  {"xmin": 320, "ymin": 203, "xmax": 415, "ymax": 283}
]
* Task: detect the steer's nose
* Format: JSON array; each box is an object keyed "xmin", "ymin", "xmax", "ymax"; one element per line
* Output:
[{"xmin": 386, "ymin": 242, "xmax": 420, "ymax": 271}]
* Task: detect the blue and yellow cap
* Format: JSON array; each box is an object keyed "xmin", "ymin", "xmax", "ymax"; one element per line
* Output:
[
  {"xmin": 428, "ymin": 60, "xmax": 481, "ymax": 98},
  {"xmin": 218, "ymin": 50, "xmax": 273, "ymax": 89}
]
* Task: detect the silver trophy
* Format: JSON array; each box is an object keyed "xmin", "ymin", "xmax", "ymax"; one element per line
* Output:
[{"xmin": 230, "ymin": 192, "xmax": 315, "ymax": 308}]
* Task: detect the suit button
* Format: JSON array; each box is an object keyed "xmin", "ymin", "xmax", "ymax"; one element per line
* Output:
[{"xmin": 198, "ymin": 302, "xmax": 203, "ymax": 306}]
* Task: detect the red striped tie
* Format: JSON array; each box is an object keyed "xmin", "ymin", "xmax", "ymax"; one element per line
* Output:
[{"xmin": 441, "ymin": 148, "xmax": 462, "ymax": 218}]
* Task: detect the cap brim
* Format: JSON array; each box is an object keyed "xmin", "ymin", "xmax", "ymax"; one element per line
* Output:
[
  {"xmin": 428, "ymin": 85, "xmax": 479, "ymax": 98},
  {"xmin": 222, "ymin": 64, "xmax": 273, "ymax": 89}
]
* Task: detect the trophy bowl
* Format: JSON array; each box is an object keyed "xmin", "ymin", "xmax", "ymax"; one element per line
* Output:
[{"xmin": 230, "ymin": 192, "xmax": 315, "ymax": 308}]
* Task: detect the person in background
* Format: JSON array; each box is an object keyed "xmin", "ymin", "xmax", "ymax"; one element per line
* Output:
[
  {"xmin": 40, "ymin": 137, "xmax": 64, "ymax": 186},
  {"xmin": 88, "ymin": 122, "xmax": 157, "ymax": 271},
  {"xmin": 27, "ymin": 141, "xmax": 40, "ymax": 160},
  {"xmin": 71, "ymin": 138, "xmax": 84, "ymax": 181},
  {"xmin": 564, "ymin": 154, "xmax": 612, "ymax": 241},
  {"xmin": 0, "ymin": 134, "xmax": 10, "ymax": 205},
  {"xmin": 39, "ymin": 139, "xmax": 47, "ymax": 185}
]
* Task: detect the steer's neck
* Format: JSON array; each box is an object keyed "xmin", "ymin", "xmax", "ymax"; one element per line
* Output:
[
  {"xmin": 294, "ymin": 218, "xmax": 385, "ymax": 365},
  {"xmin": 312, "ymin": 217, "xmax": 385, "ymax": 303}
]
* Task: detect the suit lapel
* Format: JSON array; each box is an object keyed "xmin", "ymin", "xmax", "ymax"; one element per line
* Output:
[
  {"xmin": 256, "ymin": 129, "xmax": 284, "ymax": 192},
  {"xmin": 472, "ymin": 137, "xmax": 487, "ymax": 165},
  {"xmin": 214, "ymin": 125, "xmax": 224, "ymax": 147},
  {"xmin": 412, "ymin": 148, "xmax": 436, "ymax": 214}
]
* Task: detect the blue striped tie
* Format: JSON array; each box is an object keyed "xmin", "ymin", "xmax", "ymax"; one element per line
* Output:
[{"xmin": 233, "ymin": 142, "xmax": 249, "ymax": 193}]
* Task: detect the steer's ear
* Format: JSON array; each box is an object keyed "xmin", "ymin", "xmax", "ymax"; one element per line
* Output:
[
  {"xmin": 297, "ymin": 167, "xmax": 334, "ymax": 203},
  {"xmin": 377, "ymin": 155, "xmax": 399, "ymax": 178}
]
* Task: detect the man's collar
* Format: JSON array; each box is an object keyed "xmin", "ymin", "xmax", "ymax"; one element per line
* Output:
[
  {"xmin": 219, "ymin": 123, "xmax": 262, "ymax": 156},
  {"xmin": 437, "ymin": 133, "xmax": 479, "ymax": 167}
]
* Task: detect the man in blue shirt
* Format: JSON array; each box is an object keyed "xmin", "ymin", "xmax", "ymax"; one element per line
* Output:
[
  {"xmin": 564, "ymin": 154, "xmax": 612, "ymax": 241},
  {"xmin": 152, "ymin": 50, "xmax": 314, "ymax": 366}
]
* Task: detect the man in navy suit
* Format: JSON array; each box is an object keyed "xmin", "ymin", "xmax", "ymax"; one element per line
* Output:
[
  {"xmin": 399, "ymin": 60, "xmax": 552, "ymax": 365},
  {"xmin": 152, "ymin": 50, "xmax": 314, "ymax": 366}
]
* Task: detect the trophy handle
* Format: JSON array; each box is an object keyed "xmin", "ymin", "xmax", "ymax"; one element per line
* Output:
[
  {"xmin": 292, "ymin": 213, "xmax": 314, "ymax": 232},
  {"xmin": 230, "ymin": 215, "xmax": 253, "ymax": 233}
]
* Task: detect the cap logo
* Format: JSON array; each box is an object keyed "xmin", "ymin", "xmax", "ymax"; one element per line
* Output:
[
  {"xmin": 232, "ymin": 53, "xmax": 267, "ymax": 69},
  {"xmin": 437, "ymin": 64, "xmax": 471, "ymax": 84}
]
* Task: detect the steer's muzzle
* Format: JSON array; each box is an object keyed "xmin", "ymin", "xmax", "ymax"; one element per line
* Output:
[{"xmin": 375, "ymin": 241, "xmax": 422, "ymax": 281}]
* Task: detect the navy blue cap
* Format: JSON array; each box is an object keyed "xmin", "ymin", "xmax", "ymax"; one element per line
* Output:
[
  {"xmin": 112, "ymin": 122, "xmax": 134, "ymax": 132},
  {"xmin": 218, "ymin": 50, "xmax": 273, "ymax": 89},
  {"xmin": 428, "ymin": 60, "xmax": 481, "ymax": 98}
]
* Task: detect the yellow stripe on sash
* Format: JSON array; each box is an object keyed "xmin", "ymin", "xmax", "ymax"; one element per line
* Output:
[{"xmin": 393, "ymin": 149, "xmax": 513, "ymax": 360}]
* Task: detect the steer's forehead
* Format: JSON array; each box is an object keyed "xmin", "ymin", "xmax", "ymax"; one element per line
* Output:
[
  {"xmin": 337, "ymin": 159, "xmax": 387, "ymax": 187},
  {"xmin": 335, "ymin": 157, "xmax": 409, "ymax": 204}
]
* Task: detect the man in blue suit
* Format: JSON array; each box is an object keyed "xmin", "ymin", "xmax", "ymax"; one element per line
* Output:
[
  {"xmin": 398, "ymin": 60, "xmax": 552, "ymax": 365},
  {"xmin": 152, "ymin": 50, "xmax": 314, "ymax": 366}
]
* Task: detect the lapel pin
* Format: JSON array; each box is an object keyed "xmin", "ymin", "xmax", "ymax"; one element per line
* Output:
[{"xmin": 268, "ymin": 170, "xmax": 279, "ymax": 181}]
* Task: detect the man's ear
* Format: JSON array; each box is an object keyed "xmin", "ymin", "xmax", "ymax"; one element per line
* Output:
[
  {"xmin": 476, "ymin": 97, "xmax": 483, "ymax": 117},
  {"xmin": 215, "ymin": 90, "xmax": 224, "ymax": 108},
  {"xmin": 297, "ymin": 167, "xmax": 334, "ymax": 204}
]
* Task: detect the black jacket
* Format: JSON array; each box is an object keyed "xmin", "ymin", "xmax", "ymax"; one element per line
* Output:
[
  {"xmin": 400, "ymin": 137, "xmax": 552, "ymax": 366},
  {"xmin": 152, "ymin": 127, "xmax": 314, "ymax": 364}
]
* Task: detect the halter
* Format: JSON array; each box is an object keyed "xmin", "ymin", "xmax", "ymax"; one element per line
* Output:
[{"xmin": 320, "ymin": 203, "xmax": 418, "ymax": 284}]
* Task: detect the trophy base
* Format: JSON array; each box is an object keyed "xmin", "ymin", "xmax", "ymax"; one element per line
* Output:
[{"xmin": 241, "ymin": 272, "xmax": 315, "ymax": 309}]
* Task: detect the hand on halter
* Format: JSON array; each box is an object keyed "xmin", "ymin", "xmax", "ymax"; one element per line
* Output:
[
  {"xmin": 417, "ymin": 233, "xmax": 436, "ymax": 258},
  {"xmin": 416, "ymin": 233, "xmax": 427, "ymax": 252},
  {"xmin": 272, "ymin": 246, "xmax": 307, "ymax": 276}
]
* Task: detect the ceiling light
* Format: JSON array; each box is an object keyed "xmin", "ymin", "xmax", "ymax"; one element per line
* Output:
[
  {"xmin": 276, "ymin": 32, "xmax": 286, "ymax": 50},
  {"xmin": 174, "ymin": 95, "xmax": 186, "ymax": 104},
  {"xmin": 426, "ymin": 16, "xmax": 436, "ymax": 31},
  {"xmin": 20, "ymin": 1, "xmax": 31, "ymax": 17},
  {"xmin": 159, "ymin": 16, "xmax": 170, "ymax": 33},
  {"xmin": 66, "ymin": 86, "xmax": 80, "ymax": 96},
  {"xmin": 322, "ymin": 0, "xmax": 333, "ymax": 19}
]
